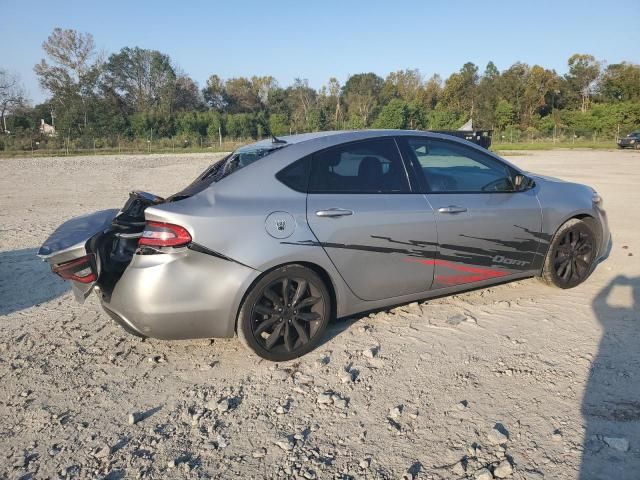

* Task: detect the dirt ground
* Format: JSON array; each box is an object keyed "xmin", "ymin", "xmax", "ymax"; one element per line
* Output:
[{"xmin": 0, "ymin": 148, "xmax": 638, "ymax": 480}]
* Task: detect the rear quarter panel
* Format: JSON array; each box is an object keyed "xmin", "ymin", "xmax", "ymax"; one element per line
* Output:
[{"xmin": 143, "ymin": 150, "xmax": 360, "ymax": 317}]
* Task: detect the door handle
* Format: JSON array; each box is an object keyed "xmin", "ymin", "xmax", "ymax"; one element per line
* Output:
[
  {"xmin": 438, "ymin": 205, "xmax": 467, "ymax": 214},
  {"xmin": 316, "ymin": 208, "xmax": 354, "ymax": 217}
]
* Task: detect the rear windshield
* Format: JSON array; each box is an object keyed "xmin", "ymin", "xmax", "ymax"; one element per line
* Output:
[{"xmin": 169, "ymin": 142, "xmax": 287, "ymax": 200}]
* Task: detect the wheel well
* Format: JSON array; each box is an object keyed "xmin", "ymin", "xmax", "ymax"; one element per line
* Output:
[
  {"xmin": 538, "ymin": 214, "xmax": 600, "ymax": 276},
  {"xmin": 296, "ymin": 261, "xmax": 338, "ymax": 321},
  {"xmin": 233, "ymin": 261, "xmax": 338, "ymax": 333},
  {"xmin": 551, "ymin": 214, "xmax": 599, "ymax": 243},
  {"xmin": 572, "ymin": 214, "xmax": 602, "ymax": 245}
]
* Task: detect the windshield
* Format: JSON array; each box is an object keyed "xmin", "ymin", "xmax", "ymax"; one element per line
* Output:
[
  {"xmin": 628, "ymin": 132, "xmax": 640, "ymax": 137},
  {"xmin": 169, "ymin": 142, "xmax": 288, "ymax": 200}
]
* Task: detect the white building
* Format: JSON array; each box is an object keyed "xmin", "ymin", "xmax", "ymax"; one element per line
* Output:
[{"xmin": 39, "ymin": 119, "xmax": 56, "ymax": 136}]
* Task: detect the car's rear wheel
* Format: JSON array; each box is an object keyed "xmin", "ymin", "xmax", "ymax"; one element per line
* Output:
[
  {"xmin": 237, "ymin": 264, "xmax": 331, "ymax": 361},
  {"xmin": 539, "ymin": 218, "xmax": 596, "ymax": 289}
]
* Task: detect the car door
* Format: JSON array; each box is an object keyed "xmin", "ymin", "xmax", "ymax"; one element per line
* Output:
[
  {"xmin": 306, "ymin": 137, "xmax": 438, "ymax": 301},
  {"xmin": 398, "ymin": 136, "xmax": 543, "ymax": 289}
]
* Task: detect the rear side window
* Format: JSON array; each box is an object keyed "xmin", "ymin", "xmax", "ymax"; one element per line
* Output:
[
  {"xmin": 276, "ymin": 156, "xmax": 310, "ymax": 193},
  {"xmin": 308, "ymin": 138, "xmax": 410, "ymax": 193},
  {"xmin": 170, "ymin": 143, "xmax": 287, "ymax": 200},
  {"xmin": 401, "ymin": 137, "xmax": 515, "ymax": 193}
]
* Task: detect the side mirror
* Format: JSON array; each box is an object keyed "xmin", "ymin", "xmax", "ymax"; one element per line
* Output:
[
  {"xmin": 513, "ymin": 174, "xmax": 524, "ymax": 190},
  {"xmin": 513, "ymin": 174, "xmax": 532, "ymax": 191}
]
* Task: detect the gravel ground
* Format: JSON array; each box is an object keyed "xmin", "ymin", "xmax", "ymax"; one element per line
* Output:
[{"xmin": 0, "ymin": 149, "xmax": 639, "ymax": 480}]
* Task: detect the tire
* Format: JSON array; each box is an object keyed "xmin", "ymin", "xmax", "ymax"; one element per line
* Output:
[
  {"xmin": 635, "ymin": 143, "xmax": 640, "ymax": 150},
  {"xmin": 237, "ymin": 264, "xmax": 332, "ymax": 361},
  {"xmin": 538, "ymin": 218, "xmax": 597, "ymax": 289}
]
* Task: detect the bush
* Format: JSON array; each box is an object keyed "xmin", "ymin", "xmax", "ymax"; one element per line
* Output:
[
  {"xmin": 373, "ymin": 99, "xmax": 409, "ymax": 129},
  {"xmin": 130, "ymin": 112, "xmax": 175, "ymax": 138},
  {"xmin": 225, "ymin": 113, "xmax": 256, "ymax": 139},
  {"xmin": 269, "ymin": 113, "xmax": 290, "ymax": 136}
]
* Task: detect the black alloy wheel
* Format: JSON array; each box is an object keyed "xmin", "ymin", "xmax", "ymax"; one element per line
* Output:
[
  {"xmin": 553, "ymin": 225, "xmax": 594, "ymax": 287},
  {"xmin": 237, "ymin": 265, "xmax": 331, "ymax": 361},
  {"xmin": 540, "ymin": 218, "xmax": 597, "ymax": 289}
]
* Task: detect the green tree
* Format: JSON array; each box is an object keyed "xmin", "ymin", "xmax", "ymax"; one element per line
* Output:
[
  {"xmin": 203, "ymin": 74, "xmax": 227, "ymax": 111},
  {"xmin": 173, "ymin": 75, "xmax": 204, "ymax": 112},
  {"xmin": 34, "ymin": 28, "xmax": 102, "ymax": 133},
  {"xmin": 427, "ymin": 108, "xmax": 463, "ymax": 129},
  {"xmin": 343, "ymin": 73, "xmax": 383, "ymax": 127},
  {"xmin": 497, "ymin": 62, "xmax": 528, "ymax": 127},
  {"xmin": 373, "ymin": 99, "xmax": 409, "ymax": 128},
  {"xmin": 225, "ymin": 77, "xmax": 261, "ymax": 113},
  {"xmin": 130, "ymin": 111, "xmax": 175, "ymax": 138},
  {"xmin": 599, "ymin": 63, "xmax": 640, "ymax": 102},
  {"xmin": 476, "ymin": 62, "xmax": 500, "ymax": 128},
  {"xmin": 494, "ymin": 99, "xmax": 515, "ymax": 130},
  {"xmin": 205, "ymin": 112, "xmax": 223, "ymax": 138},
  {"xmin": 440, "ymin": 62, "xmax": 478, "ymax": 119},
  {"xmin": 417, "ymin": 74, "xmax": 442, "ymax": 112},
  {"xmin": 269, "ymin": 113, "xmax": 290, "ymax": 136},
  {"xmin": 287, "ymin": 78, "xmax": 317, "ymax": 132},
  {"xmin": 102, "ymin": 47, "xmax": 176, "ymax": 114},
  {"xmin": 225, "ymin": 113, "xmax": 256, "ymax": 138},
  {"xmin": 381, "ymin": 69, "xmax": 423, "ymax": 104},
  {"xmin": 566, "ymin": 54, "xmax": 601, "ymax": 112},
  {"xmin": 522, "ymin": 65, "xmax": 558, "ymax": 126},
  {"xmin": 0, "ymin": 69, "xmax": 27, "ymax": 133}
]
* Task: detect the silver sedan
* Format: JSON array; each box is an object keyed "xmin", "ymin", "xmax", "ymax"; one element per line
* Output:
[{"xmin": 39, "ymin": 130, "xmax": 610, "ymax": 360}]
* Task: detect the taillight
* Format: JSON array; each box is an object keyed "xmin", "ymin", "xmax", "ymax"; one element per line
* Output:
[
  {"xmin": 138, "ymin": 221, "xmax": 192, "ymax": 247},
  {"xmin": 52, "ymin": 255, "xmax": 97, "ymax": 283}
]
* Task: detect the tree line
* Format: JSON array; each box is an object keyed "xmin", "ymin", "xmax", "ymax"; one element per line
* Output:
[{"xmin": 1, "ymin": 27, "xmax": 640, "ymax": 150}]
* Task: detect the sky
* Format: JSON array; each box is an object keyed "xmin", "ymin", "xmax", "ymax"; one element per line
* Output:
[{"xmin": 2, "ymin": 0, "xmax": 639, "ymax": 104}]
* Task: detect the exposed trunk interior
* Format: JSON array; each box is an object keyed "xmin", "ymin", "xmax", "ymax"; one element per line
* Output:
[{"xmin": 93, "ymin": 191, "xmax": 165, "ymax": 298}]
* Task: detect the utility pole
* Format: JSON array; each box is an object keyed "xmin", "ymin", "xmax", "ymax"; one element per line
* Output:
[{"xmin": 218, "ymin": 125, "xmax": 222, "ymax": 147}]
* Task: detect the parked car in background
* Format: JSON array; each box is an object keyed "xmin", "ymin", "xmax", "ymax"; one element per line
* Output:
[
  {"xmin": 39, "ymin": 130, "xmax": 610, "ymax": 361},
  {"xmin": 617, "ymin": 131, "xmax": 640, "ymax": 149}
]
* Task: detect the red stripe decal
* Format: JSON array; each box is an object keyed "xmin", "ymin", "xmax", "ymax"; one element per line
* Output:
[{"xmin": 404, "ymin": 257, "xmax": 508, "ymax": 286}]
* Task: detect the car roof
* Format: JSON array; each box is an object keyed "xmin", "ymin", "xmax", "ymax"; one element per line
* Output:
[
  {"xmin": 231, "ymin": 129, "xmax": 522, "ymax": 176},
  {"xmin": 243, "ymin": 129, "xmax": 470, "ymax": 149}
]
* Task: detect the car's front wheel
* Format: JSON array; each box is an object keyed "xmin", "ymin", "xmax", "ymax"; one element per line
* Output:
[
  {"xmin": 237, "ymin": 264, "xmax": 331, "ymax": 361},
  {"xmin": 539, "ymin": 218, "xmax": 597, "ymax": 289}
]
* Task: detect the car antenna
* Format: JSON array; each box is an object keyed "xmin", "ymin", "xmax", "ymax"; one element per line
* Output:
[{"xmin": 272, "ymin": 135, "xmax": 287, "ymax": 145}]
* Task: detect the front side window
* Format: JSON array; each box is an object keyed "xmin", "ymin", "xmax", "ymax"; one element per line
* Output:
[
  {"xmin": 308, "ymin": 138, "xmax": 410, "ymax": 193},
  {"xmin": 402, "ymin": 137, "xmax": 515, "ymax": 193}
]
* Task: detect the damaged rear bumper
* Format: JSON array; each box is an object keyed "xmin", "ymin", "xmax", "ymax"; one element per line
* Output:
[{"xmin": 99, "ymin": 249, "xmax": 260, "ymax": 340}]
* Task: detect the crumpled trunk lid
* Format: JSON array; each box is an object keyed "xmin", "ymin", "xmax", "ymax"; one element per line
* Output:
[{"xmin": 38, "ymin": 191, "xmax": 164, "ymax": 302}]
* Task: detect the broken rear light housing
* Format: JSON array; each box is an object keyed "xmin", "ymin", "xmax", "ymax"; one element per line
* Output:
[
  {"xmin": 138, "ymin": 221, "xmax": 192, "ymax": 247},
  {"xmin": 52, "ymin": 254, "xmax": 97, "ymax": 283}
]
